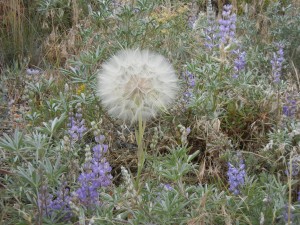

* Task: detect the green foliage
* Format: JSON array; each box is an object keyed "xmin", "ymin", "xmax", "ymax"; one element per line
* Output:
[
  {"xmin": 153, "ymin": 146, "xmax": 199, "ymax": 182},
  {"xmin": 267, "ymin": 3, "xmax": 300, "ymax": 71},
  {"xmin": 1, "ymin": 0, "xmax": 300, "ymax": 224},
  {"xmin": 0, "ymin": 129, "xmax": 24, "ymax": 163}
]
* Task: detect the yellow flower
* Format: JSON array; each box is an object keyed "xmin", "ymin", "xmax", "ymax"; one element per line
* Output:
[{"xmin": 76, "ymin": 84, "xmax": 86, "ymax": 95}]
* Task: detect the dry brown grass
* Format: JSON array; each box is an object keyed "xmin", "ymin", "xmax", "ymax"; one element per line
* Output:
[{"xmin": 0, "ymin": 0, "xmax": 25, "ymax": 57}]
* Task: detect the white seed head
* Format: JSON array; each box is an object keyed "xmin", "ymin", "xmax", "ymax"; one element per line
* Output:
[{"xmin": 97, "ymin": 49, "xmax": 179, "ymax": 123}]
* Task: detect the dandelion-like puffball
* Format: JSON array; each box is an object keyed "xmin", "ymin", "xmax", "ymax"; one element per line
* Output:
[{"xmin": 97, "ymin": 49, "xmax": 179, "ymax": 122}]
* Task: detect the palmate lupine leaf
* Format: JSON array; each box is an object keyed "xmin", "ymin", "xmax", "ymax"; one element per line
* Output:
[
  {"xmin": 0, "ymin": 130, "xmax": 25, "ymax": 162},
  {"xmin": 38, "ymin": 113, "xmax": 66, "ymax": 136},
  {"xmin": 0, "ymin": 129, "xmax": 24, "ymax": 152}
]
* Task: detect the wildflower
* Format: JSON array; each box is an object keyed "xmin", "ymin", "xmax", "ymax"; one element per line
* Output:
[
  {"xmin": 227, "ymin": 156, "xmax": 246, "ymax": 195},
  {"xmin": 67, "ymin": 103, "xmax": 87, "ymax": 143},
  {"xmin": 285, "ymin": 156, "xmax": 300, "ymax": 177},
  {"xmin": 76, "ymin": 84, "xmax": 86, "ymax": 95},
  {"xmin": 163, "ymin": 183, "xmax": 173, "ymax": 191},
  {"xmin": 97, "ymin": 49, "xmax": 178, "ymax": 123},
  {"xmin": 38, "ymin": 184, "xmax": 53, "ymax": 216},
  {"xmin": 203, "ymin": 0, "xmax": 218, "ymax": 50},
  {"xmin": 62, "ymin": 136, "xmax": 71, "ymax": 153},
  {"xmin": 271, "ymin": 43, "xmax": 284, "ymax": 83},
  {"xmin": 218, "ymin": 4, "xmax": 236, "ymax": 45},
  {"xmin": 188, "ymin": 15, "xmax": 198, "ymax": 29},
  {"xmin": 121, "ymin": 166, "xmax": 141, "ymax": 205},
  {"xmin": 232, "ymin": 49, "xmax": 246, "ymax": 78},
  {"xmin": 182, "ymin": 70, "xmax": 195, "ymax": 102},
  {"xmin": 150, "ymin": 127, "xmax": 159, "ymax": 151},
  {"xmin": 75, "ymin": 136, "xmax": 112, "ymax": 208},
  {"xmin": 38, "ymin": 184, "xmax": 72, "ymax": 221},
  {"xmin": 47, "ymin": 186, "xmax": 72, "ymax": 219},
  {"xmin": 283, "ymin": 204, "xmax": 295, "ymax": 224},
  {"xmin": 282, "ymin": 95, "xmax": 297, "ymax": 118}
]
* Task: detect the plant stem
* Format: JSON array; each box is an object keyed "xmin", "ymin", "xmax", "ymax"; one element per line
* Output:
[
  {"xmin": 276, "ymin": 86, "xmax": 281, "ymax": 128},
  {"xmin": 287, "ymin": 154, "xmax": 293, "ymax": 225},
  {"xmin": 135, "ymin": 112, "xmax": 146, "ymax": 190}
]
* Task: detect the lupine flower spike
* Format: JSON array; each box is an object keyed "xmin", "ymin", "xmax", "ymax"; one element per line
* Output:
[
  {"xmin": 74, "ymin": 135, "xmax": 112, "ymax": 208},
  {"xmin": 38, "ymin": 183, "xmax": 72, "ymax": 221},
  {"xmin": 219, "ymin": 4, "xmax": 236, "ymax": 46},
  {"xmin": 271, "ymin": 43, "xmax": 284, "ymax": 83},
  {"xmin": 121, "ymin": 166, "xmax": 141, "ymax": 206},
  {"xmin": 285, "ymin": 156, "xmax": 300, "ymax": 177},
  {"xmin": 182, "ymin": 70, "xmax": 195, "ymax": 103},
  {"xmin": 232, "ymin": 49, "xmax": 246, "ymax": 78},
  {"xmin": 68, "ymin": 103, "xmax": 87, "ymax": 144},
  {"xmin": 227, "ymin": 154, "xmax": 246, "ymax": 195},
  {"xmin": 282, "ymin": 95, "xmax": 297, "ymax": 118},
  {"xmin": 204, "ymin": 0, "xmax": 218, "ymax": 50}
]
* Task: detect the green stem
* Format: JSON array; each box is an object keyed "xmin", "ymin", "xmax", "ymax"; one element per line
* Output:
[
  {"xmin": 287, "ymin": 154, "xmax": 293, "ymax": 225},
  {"xmin": 135, "ymin": 112, "xmax": 146, "ymax": 190}
]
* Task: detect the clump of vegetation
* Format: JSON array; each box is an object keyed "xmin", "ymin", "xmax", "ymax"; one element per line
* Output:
[{"xmin": 0, "ymin": 0, "xmax": 300, "ymax": 224}]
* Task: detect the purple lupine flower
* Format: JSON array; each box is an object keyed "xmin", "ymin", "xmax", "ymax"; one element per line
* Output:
[
  {"xmin": 271, "ymin": 43, "xmax": 284, "ymax": 83},
  {"xmin": 283, "ymin": 191, "xmax": 300, "ymax": 223},
  {"xmin": 232, "ymin": 49, "xmax": 246, "ymax": 78},
  {"xmin": 218, "ymin": 4, "xmax": 236, "ymax": 45},
  {"xmin": 75, "ymin": 135, "xmax": 113, "ymax": 208},
  {"xmin": 47, "ymin": 186, "xmax": 72, "ymax": 219},
  {"xmin": 204, "ymin": 0, "xmax": 218, "ymax": 50},
  {"xmin": 283, "ymin": 96, "xmax": 297, "ymax": 118},
  {"xmin": 188, "ymin": 15, "xmax": 198, "ymax": 29},
  {"xmin": 182, "ymin": 70, "xmax": 195, "ymax": 102},
  {"xmin": 38, "ymin": 184, "xmax": 53, "ymax": 216},
  {"xmin": 158, "ymin": 183, "xmax": 173, "ymax": 192},
  {"xmin": 186, "ymin": 127, "xmax": 191, "ymax": 135},
  {"xmin": 163, "ymin": 184, "xmax": 173, "ymax": 191},
  {"xmin": 283, "ymin": 204, "xmax": 295, "ymax": 223},
  {"xmin": 285, "ymin": 157, "xmax": 300, "ymax": 177},
  {"xmin": 67, "ymin": 103, "xmax": 87, "ymax": 143},
  {"xmin": 227, "ymin": 156, "xmax": 246, "ymax": 195},
  {"xmin": 38, "ymin": 184, "xmax": 72, "ymax": 221}
]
